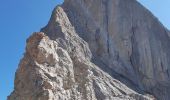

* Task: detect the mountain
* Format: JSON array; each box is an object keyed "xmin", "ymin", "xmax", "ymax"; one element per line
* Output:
[{"xmin": 8, "ymin": 0, "xmax": 170, "ymax": 100}]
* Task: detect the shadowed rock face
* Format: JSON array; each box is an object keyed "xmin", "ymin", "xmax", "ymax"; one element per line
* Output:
[
  {"xmin": 8, "ymin": 0, "xmax": 170, "ymax": 100},
  {"xmin": 62, "ymin": 0, "xmax": 170, "ymax": 99}
]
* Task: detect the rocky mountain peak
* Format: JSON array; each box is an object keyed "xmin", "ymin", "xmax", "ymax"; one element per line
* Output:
[{"xmin": 8, "ymin": 0, "xmax": 170, "ymax": 100}]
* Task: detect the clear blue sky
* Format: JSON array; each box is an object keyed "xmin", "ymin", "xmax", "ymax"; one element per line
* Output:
[{"xmin": 0, "ymin": 0, "xmax": 169, "ymax": 100}]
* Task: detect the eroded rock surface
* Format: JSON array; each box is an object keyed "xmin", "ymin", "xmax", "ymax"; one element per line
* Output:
[
  {"xmin": 8, "ymin": 32, "xmax": 154, "ymax": 100},
  {"xmin": 8, "ymin": 0, "xmax": 170, "ymax": 100}
]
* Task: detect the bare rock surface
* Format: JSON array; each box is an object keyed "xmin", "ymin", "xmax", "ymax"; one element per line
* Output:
[
  {"xmin": 8, "ymin": 0, "xmax": 170, "ymax": 100},
  {"xmin": 8, "ymin": 32, "xmax": 153, "ymax": 100}
]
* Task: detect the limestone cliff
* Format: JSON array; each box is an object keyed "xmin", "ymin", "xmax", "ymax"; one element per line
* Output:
[{"xmin": 8, "ymin": 0, "xmax": 170, "ymax": 100}]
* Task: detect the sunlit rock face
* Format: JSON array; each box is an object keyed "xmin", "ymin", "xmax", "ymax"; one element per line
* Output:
[{"xmin": 8, "ymin": 0, "xmax": 170, "ymax": 100}]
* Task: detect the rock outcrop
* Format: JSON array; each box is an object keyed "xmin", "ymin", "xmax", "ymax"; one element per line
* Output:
[{"xmin": 8, "ymin": 0, "xmax": 170, "ymax": 100}]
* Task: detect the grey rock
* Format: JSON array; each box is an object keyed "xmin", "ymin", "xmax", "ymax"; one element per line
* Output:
[
  {"xmin": 8, "ymin": 32, "xmax": 154, "ymax": 100},
  {"xmin": 62, "ymin": 0, "xmax": 170, "ymax": 99},
  {"xmin": 8, "ymin": 0, "xmax": 170, "ymax": 100}
]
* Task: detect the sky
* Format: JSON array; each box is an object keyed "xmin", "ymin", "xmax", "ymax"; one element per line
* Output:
[{"xmin": 0, "ymin": 0, "xmax": 169, "ymax": 100}]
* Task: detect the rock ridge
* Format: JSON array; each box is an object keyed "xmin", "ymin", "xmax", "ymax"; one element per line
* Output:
[{"xmin": 8, "ymin": 0, "xmax": 170, "ymax": 100}]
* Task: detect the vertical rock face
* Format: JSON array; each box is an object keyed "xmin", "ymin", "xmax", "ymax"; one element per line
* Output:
[
  {"xmin": 62, "ymin": 0, "xmax": 170, "ymax": 99},
  {"xmin": 8, "ymin": 0, "xmax": 170, "ymax": 100}
]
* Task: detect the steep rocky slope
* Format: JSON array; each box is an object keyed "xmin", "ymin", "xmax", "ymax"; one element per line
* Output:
[{"xmin": 9, "ymin": 0, "xmax": 170, "ymax": 100}]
